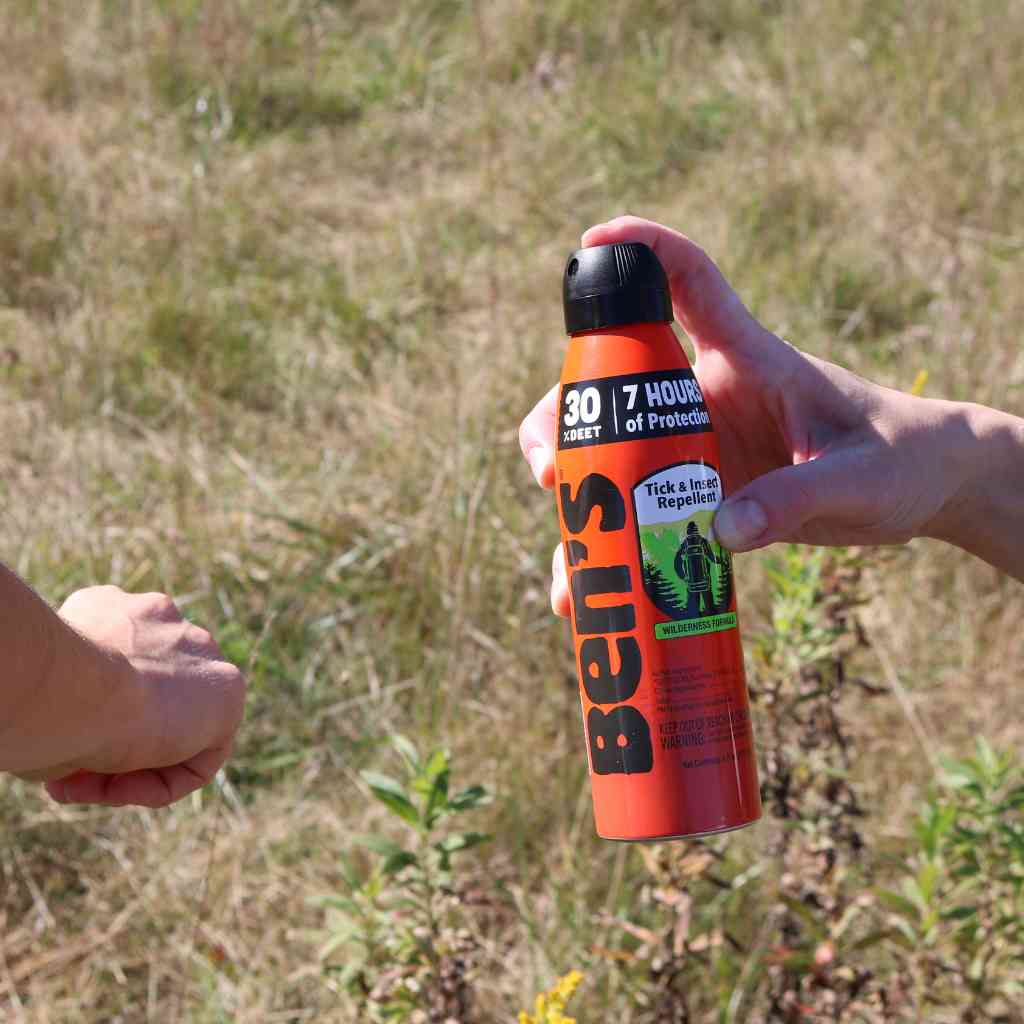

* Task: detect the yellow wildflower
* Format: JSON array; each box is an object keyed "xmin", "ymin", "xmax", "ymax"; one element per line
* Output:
[{"xmin": 517, "ymin": 970, "xmax": 584, "ymax": 1024}]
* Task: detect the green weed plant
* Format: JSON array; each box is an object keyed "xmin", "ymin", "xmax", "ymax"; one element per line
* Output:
[{"xmin": 317, "ymin": 737, "xmax": 491, "ymax": 1022}]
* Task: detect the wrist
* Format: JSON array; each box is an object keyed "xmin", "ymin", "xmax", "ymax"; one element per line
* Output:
[{"xmin": 35, "ymin": 623, "xmax": 146, "ymax": 776}]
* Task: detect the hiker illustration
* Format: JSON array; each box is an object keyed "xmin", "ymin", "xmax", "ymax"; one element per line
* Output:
[{"xmin": 674, "ymin": 521, "xmax": 728, "ymax": 617}]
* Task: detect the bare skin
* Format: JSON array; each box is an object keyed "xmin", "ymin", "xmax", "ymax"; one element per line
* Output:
[
  {"xmin": 0, "ymin": 566, "xmax": 245, "ymax": 808},
  {"xmin": 519, "ymin": 216, "xmax": 1024, "ymax": 615}
]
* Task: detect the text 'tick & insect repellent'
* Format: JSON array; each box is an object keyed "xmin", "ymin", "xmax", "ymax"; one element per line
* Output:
[{"xmin": 555, "ymin": 241, "xmax": 762, "ymax": 841}]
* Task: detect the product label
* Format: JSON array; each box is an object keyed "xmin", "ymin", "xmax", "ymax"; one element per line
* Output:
[
  {"xmin": 632, "ymin": 462, "xmax": 737, "ymax": 639},
  {"xmin": 557, "ymin": 369, "xmax": 712, "ymax": 450}
]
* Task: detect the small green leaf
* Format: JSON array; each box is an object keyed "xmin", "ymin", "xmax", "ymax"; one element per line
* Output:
[
  {"xmin": 448, "ymin": 784, "xmax": 491, "ymax": 812},
  {"xmin": 437, "ymin": 831, "xmax": 491, "ymax": 854},
  {"xmin": 877, "ymin": 888, "xmax": 919, "ymax": 920},
  {"xmin": 412, "ymin": 749, "xmax": 450, "ymax": 799},
  {"xmin": 995, "ymin": 786, "xmax": 1024, "ymax": 812},
  {"xmin": 976, "ymin": 737, "xmax": 999, "ymax": 777},
  {"xmin": 915, "ymin": 801, "xmax": 957, "ymax": 859},
  {"xmin": 953, "ymin": 825, "xmax": 984, "ymax": 842},
  {"xmin": 424, "ymin": 770, "xmax": 451, "ymax": 827},
  {"xmin": 337, "ymin": 853, "xmax": 362, "ymax": 891},
  {"xmin": 940, "ymin": 905, "xmax": 978, "ymax": 921},
  {"xmin": 915, "ymin": 860, "xmax": 939, "ymax": 906},
  {"xmin": 381, "ymin": 850, "xmax": 419, "ymax": 877},
  {"xmin": 391, "ymin": 734, "xmax": 421, "ymax": 772},
  {"xmin": 423, "ymin": 748, "xmax": 449, "ymax": 781},
  {"xmin": 942, "ymin": 755, "xmax": 981, "ymax": 790},
  {"xmin": 361, "ymin": 770, "xmax": 421, "ymax": 827},
  {"xmin": 850, "ymin": 929, "xmax": 898, "ymax": 952},
  {"xmin": 355, "ymin": 834, "xmax": 409, "ymax": 859},
  {"xmin": 890, "ymin": 916, "xmax": 919, "ymax": 948},
  {"xmin": 967, "ymin": 946, "xmax": 987, "ymax": 982},
  {"xmin": 361, "ymin": 770, "xmax": 409, "ymax": 800},
  {"xmin": 334, "ymin": 961, "xmax": 365, "ymax": 990},
  {"xmin": 392, "ymin": 892, "xmax": 431, "ymax": 913},
  {"xmin": 902, "ymin": 879, "xmax": 926, "ymax": 916},
  {"xmin": 311, "ymin": 894, "xmax": 361, "ymax": 914}
]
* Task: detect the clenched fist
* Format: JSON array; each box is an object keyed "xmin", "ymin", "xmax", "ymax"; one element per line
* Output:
[{"xmin": 1, "ymin": 574, "xmax": 245, "ymax": 809}]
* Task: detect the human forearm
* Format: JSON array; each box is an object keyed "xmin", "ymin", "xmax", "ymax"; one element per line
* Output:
[
  {"xmin": 924, "ymin": 403, "xmax": 1024, "ymax": 582},
  {"xmin": 0, "ymin": 564, "xmax": 137, "ymax": 776}
]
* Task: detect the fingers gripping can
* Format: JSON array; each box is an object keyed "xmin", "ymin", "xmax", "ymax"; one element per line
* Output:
[{"xmin": 556, "ymin": 242, "xmax": 761, "ymax": 841}]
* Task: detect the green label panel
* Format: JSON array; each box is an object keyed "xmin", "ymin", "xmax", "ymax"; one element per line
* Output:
[
  {"xmin": 633, "ymin": 462, "xmax": 736, "ymax": 640},
  {"xmin": 654, "ymin": 612, "xmax": 738, "ymax": 640}
]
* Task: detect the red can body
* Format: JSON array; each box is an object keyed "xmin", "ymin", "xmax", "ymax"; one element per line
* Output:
[{"xmin": 555, "ymin": 321, "xmax": 761, "ymax": 841}]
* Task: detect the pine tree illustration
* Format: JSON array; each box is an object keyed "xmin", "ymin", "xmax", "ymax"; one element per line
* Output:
[
  {"xmin": 713, "ymin": 549, "xmax": 733, "ymax": 613},
  {"xmin": 643, "ymin": 560, "xmax": 687, "ymax": 619}
]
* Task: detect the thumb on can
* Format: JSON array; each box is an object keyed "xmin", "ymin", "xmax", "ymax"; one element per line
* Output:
[{"xmin": 712, "ymin": 457, "xmax": 859, "ymax": 552}]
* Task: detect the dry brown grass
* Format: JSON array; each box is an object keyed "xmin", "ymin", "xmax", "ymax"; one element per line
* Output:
[{"xmin": 1, "ymin": 0, "xmax": 1023, "ymax": 1020}]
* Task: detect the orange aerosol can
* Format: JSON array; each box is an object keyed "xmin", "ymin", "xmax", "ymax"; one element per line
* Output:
[{"xmin": 555, "ymin": 241, "xmax": 761, "ymax": 841}]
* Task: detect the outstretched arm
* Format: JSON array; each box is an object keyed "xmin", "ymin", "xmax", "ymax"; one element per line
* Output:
[
  {"xmin": 520, "ymin": 216, "xmax": 1024, "ymax": 616},
  {"xmin": 0, "ymin": 564, "xmax": 245, "ymax": 807}
]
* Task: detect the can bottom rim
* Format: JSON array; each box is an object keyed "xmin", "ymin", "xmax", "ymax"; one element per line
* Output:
[{"xmin": 598, "ymin": 815, "xmax": 761, "ymax": 844}]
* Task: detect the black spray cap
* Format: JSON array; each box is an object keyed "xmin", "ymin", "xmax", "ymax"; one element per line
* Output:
[{"xmin": 563, "ymin": 241, "xmax": 672, "ymax": 335}]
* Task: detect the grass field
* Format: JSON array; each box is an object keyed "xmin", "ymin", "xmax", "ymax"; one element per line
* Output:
[{"xmin": 1, "ymin": 1, "xmax": 1023, "ymax": 1020}]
